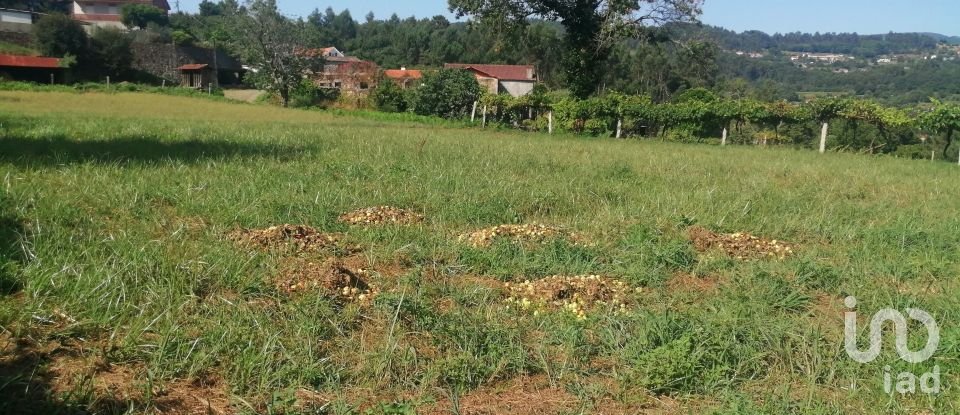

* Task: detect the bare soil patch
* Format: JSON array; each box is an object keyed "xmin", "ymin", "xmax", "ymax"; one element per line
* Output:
[
  {"xmin": 460, "ymin": 223, "xmax": 586, "ymax": 248},
  {"xmin": 688, "ymin": 226, "xmax": 794, "ymax": 260},
  {"xmin": 228, "ymin": 224, "xmax": 355, "ymax": 254},
  {"xmin": 276, "ymin": 258, "xmax": 378, "ymax": 303},
  {"xmin": 505, "ymin": 275, "xmax": 633, "ymax": 319},
  {"xmin": 421, "ymin": 375, "xmax": 579, "ymax": 415},
  {"xmin": 339, "ymin": 206, "xmax": 423, "ymax": 225},
  {"xmin": 0, "ymin": 334, "xmax": 231, "ymax": 414},
  {"xmin": 666, "ymin": 272, "xmax": 721, "ymax": 294}
]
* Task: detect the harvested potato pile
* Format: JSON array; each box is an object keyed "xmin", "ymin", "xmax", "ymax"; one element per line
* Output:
[
  {"xmin": 460, "ymin": 223, "xmax": 585, "ymax": 247},
  {"xmin": 505, "ymin": 275, "xmax": 633, "ymax": 320},
  {"xmin": 229, "ymin": 224, "xmax": 352, "ymax": 254},
  {"xmin": 276, "ymin": 258, "xmax": 377, "ymax": 303},
  {"xmin": 338, "ymin": 206, "xmax": 424, "ymax": 225},
  {"xmin": 688, "ymin": 226, "xmax": 794, "ymax": 260}
]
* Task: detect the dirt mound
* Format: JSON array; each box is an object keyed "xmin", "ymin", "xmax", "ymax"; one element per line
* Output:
[
  {"xmin": 688, "ymin": 226, "xmax": 794, "ymax": 260},
  {"xmin": 276, "ymin": 258, "xmax": 378, "ymax": 303},
  {"xmin": 228, "ymin": 224, "xmax": 352, "ymax": 254},
  {"xmin": 338, "ymin": 206, "xmax": 423, "ymax": 225},
  {"xmin": 505, "ymin": 275, "xmax": 632, "ymax": 319},
  {"xmin": 460, "ymin": 223, "xmax": 586, "ymax": 247}
]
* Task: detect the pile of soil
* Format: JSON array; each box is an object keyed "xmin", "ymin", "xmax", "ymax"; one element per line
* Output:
[
  {"xmin": 460, "ymin": 223, "xmax": 585, "ymax": 248},
  {"xmin": 229, "ymin": 224, "xmax": 352, "ymax": 254},
  {"xmin": 276, "ymin": 258, "xmax": 377, "ymax": 303},
  {"xmin": 338, "ymin": 206, "xmax": 423, "ymax": 225},
  {"xmin": 688, "ymin": 226, "xmax": 794, "ymax": 260},
  {"xmin": 505, "ymin": 275, "xmax": 632, "ymax": 319}
]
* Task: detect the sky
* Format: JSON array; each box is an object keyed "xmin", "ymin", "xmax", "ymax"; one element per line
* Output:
[{"xmin": 172, "ymin": 0, "xmax": 960, "ymax": 36}]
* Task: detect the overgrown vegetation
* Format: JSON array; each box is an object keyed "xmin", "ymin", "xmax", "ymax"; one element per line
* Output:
[{"xmin": 0, "ymin": 90, "xmax": 957, "ymax": 414}]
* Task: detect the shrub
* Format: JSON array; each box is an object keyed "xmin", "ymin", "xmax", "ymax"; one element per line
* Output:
[
  {"xmin": 413, "ymin": 69, "xmax": 481, "ymax": 118},
  {"xmin": 371, "ymin": 77, "xmax": 411, "ymax": 113}
]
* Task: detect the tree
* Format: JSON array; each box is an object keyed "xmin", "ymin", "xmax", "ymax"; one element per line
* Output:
[
  {"xmin": 414, "ymin": 69, "xmax": 481, "ymax": 118},
  {"xmin": 90, "ymin": 28, "xmax": 133, "ymax": 79},
  {"xmin": 230, "ymin": 0, "xmax": 321, "ymax": 107},
  {"xmin": 120, "ymin": 3, "xmax": 169, "ymax": 30},
  {"xmin": 33, "ymin": 13, "xmax": 88, "ymax": 58},
  {"xmin": 449, "ymin": 0, "xmax": 703, "ymax": 99}
]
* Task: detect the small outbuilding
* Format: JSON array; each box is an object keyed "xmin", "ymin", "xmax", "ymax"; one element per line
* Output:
[
  {"xmin": 177, "ymin": 63, "xmax": 216, "ymax": 89},
  {"xmin": 0, "ymin": 54, "xmax": 64, "ymax": 83}
]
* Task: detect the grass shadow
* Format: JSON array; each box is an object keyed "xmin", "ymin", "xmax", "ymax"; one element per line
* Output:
[
  {"xmin": 0, "ymin": 200, "xmax": 24, "ymax": 295},
  {"xmin": 0, "ymin": 133, "xmax": 307, "ymax": 166}
]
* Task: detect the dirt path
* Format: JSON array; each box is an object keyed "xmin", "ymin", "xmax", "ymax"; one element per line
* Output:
[{"xmin": 223, "ymin": 89, "xmax": 266, "ymax": 103}]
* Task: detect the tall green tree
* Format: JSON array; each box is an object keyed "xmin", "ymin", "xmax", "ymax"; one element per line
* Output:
[
  {"xmin": 448, "ymin": 0, "xmax": 703, "ymax": 99},
  {"xmin": 230, "ymin": 0, "xmax": 321, "ymax": 107}
]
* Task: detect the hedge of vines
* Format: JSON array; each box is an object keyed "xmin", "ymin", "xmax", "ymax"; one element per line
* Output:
[{"xmin": 475, "ymin": 88, "xmax": 960, "ymax": 159}]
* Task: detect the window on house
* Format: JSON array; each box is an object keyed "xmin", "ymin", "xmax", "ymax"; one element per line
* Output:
[{"xmin": 359, "ymin": 82, "xmax": 369, "ymax": 90}]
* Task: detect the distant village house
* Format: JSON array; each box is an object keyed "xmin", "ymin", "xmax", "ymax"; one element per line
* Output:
[
  {"xmin": 444, "ymin": 63, "xmax": 537, "ymax": 97},
  {"xmin": 308, "ymin": 47, "xmax": 378, "ymax": 93},
  {"xmin": 72, "ymin": 0, "xmax": 170, "ymax": 30}
]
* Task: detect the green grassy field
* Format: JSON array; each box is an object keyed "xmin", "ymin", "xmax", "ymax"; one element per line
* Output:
[{"xmin": 0, "ymin": 90, "xmax": 958, "ymax": 414}]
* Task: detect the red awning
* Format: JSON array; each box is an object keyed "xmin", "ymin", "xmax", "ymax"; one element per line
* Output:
[
  {"xmin": 177, "ymin": 63, "xmax": 209, "ymax": 70},
  {"xmin": 0, "ymin": 54, "xmax": 61, "ymax": 69}
]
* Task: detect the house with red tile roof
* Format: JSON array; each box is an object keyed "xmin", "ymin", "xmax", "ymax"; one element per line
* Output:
[
  {"xmin": 383, "ymin": 68, "xmax": 423, "ymax": 89},
  {"xmin": 444, "ymin": 63, "xmax": 537, "ymax": 97}
]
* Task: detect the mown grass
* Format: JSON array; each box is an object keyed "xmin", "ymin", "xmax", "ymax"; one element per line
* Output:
[{"xmin": 0, "ymin": 90, "xmax": 958, "ymax": 414}]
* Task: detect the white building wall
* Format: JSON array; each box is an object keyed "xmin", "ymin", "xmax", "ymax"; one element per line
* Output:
[
  {"xmin": 0, "ymin": 10, "xmax": 32, "ymax": 24},
  {"xmin": 499, "ymin": 80, "xmax": 535, "ymax": 97}
]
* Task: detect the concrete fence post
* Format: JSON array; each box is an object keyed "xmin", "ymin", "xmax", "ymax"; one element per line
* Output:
[
  {"xmin": 548, "ymin": 111, "xmax": 553, "ymax": 135},
  {"xmin": 721, "ymin": 128, "xmax": 727, "ymax": 146},
  {"xmin": 471, "ymin": 101, "xmax": 477, "ymax": 123},
  {"xmin": 820, "ymin": 122, "xmax": 829, "ymax": 153}
]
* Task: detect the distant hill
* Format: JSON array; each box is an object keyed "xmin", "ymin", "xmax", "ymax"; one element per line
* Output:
[
  {"xmin": 921, "ymin": 33, "xmax": 960, "ymax": 45},
  {"xmin": 670, "ymin": 24, "xmax": 943, "ymax": 57}
]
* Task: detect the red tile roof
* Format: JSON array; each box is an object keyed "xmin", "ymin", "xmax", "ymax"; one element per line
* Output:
[
  {"xmin": 444, "ymin": 63, "xmax": 535, "ymax": 81},
  {"xmin": 176, "ymin": 63, "xmax": 209, "ymax": 70},
  {"xmin": 384, "ymin": 69, "xmax": 423, "ymax": 79},
  {"xmin": 0, "ymin": 54, "xmax": 61, "ymax": 69}
]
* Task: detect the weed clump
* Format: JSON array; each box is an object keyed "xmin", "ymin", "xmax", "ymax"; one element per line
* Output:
[
  {"xmin": 229, "ymin": 224, "xmax": 353, "ymax": 254},
  {"xmin": 688, "ymin": 226, "xmax": 794, "ymax": 260},
  {"xmin": 338, "ymin": 206, "xmax": 424, "ymax": 225},
  {"xmin": 460, "ymin": 223, "xmax": 586, "ymax": 247},
  {"xmin": 505, "ymin": 275, "xmax": 633, "ymax": 319},
  {"xmin": 276, "ymin": 258, "xmax": 377, "ymax": 303}
]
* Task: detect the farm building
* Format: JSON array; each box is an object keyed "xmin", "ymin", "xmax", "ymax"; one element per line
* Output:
[
  {"xmin": 383, "ymin": 68, "xmax": 423, "ymax": 89},
  {"xmin": 0, "ymin": 54, "xmax": 64, "ymax": 83},
  {"xmin": 444, "ymin": 63, "xmax": 537, "ymax": 97},
  {"xmin": 72, "ymin": 0, "xmax": 170, "ymax": 30},
  {"xmin": 177, "ymin": 63, "xmax": 216, "ymax": 88}
]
